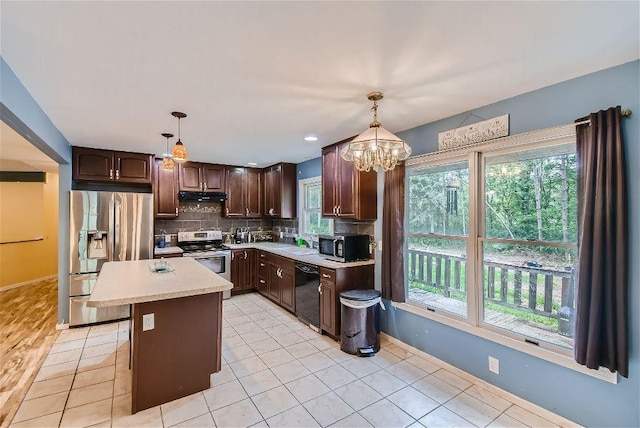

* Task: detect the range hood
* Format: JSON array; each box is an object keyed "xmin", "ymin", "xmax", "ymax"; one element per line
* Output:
[{"xmin": 178, "ymin": 191, "xmax": 227, "ymax": 202}]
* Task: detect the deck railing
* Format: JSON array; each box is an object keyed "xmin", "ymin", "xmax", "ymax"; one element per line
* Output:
[{"xmin": 407, "ymin": 248, "xmax": 575, "ymax": 322}]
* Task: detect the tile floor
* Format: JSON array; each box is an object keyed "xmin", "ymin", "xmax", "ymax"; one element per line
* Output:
[{"xmin": 10, "ymin": 293, "xmax": 568, "ymax": 427}]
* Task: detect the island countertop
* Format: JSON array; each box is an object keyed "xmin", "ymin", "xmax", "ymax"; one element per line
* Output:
[{"xmin": 87, "ymin": 257, "xmax": 233, "ymax": 307}]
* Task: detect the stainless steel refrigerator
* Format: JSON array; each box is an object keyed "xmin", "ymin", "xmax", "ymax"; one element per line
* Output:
[{"xmin": 69, "ymin": 190, "xmax": 154, "ymax": 326}]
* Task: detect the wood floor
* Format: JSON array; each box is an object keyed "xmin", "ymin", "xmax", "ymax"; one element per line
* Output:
[{"xmin": 0, "ymin": 278, "xmax": 59, "ymax": 427}]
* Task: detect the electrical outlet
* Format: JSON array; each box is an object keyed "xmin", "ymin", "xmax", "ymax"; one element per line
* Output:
[
  {"xmin": 143, "ymin": 313, "xmax": 154, "ymax": 331},
  {"xmin": 488, "ymin": 356, "xmax": 499, "ymax": 374},
  {"xmin": 377, "ymin": 240, "xmax": 383, "ymax": 251}
]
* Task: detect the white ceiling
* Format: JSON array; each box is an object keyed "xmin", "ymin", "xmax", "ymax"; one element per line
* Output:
[
  {"xmin": 0, "ymin": 121, "xmax": 58, "ymax": 173},
  {"xmin": 1, "ymin": 1, "xmax": 638, "ymax": 168}
]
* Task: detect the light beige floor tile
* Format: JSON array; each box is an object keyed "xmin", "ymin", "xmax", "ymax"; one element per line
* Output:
[
  {"xmin": 265, "ymin": 404, "xmax": 320, "ymax": 427},
  {"xmin": 370, "ymin": 348, "xmax": 403, "ymax": 368},
  {"xmin": 258, "ymin": 317, "xmax": 282, "ymax": 328},
  {"xmin": 111, "ymin": 393, "xmax": 132, "ymax": 420},
  {"xmin": 274, "ymin": 331, "xmax": 305, "ymax": 347},
  {"xmin": 173, "ymin": 412, "xmax": 216, "ymax": 427},
  {"xmin": 114, "ymin": 372, "xmax": 132, "ymax": 396},
  {"xmin": 161, "ymin": 392, "xmax": 209, "ymax": 427},
  {"xmin": 258, "ymin": 348, "xmax": 294, "ymax": 367},
  {"xmin": 286, "ymin": 341, "xmax": 320, "ymax": 359},
  {"xmin": 24, "ymin": 374, "xmax": 74, "ymax": 400},
  {"xmin": 230, "ymin": 356, "xmax": 269, "ymax": 378},
  {"xmin": 56, "ymin": 328, "xmax": 89, "ymax": 343},
  {"xmin": 340, "ymin": 357, "xmax": 380, "ymax": 378},
  {"xmin": 241, "ymin": 330, "xmax": 271, "ymax": 344},
  {"xmin": 9, "ymin": 411, "xmax": 62, "ymax": 428},
  {"xmin": 210, "ymin": 364, "xmax": 237, "ymax": 386},
  {"xmin": 465, "ymin": 385, "xmax": 512, "ymax": 412},
  {"xmin": 81, "ymin": 341, "xmax": 118, "ymax": 359},
  {"xmin": 112, "ymin": 404, "xmax": 162, "ymax": 427},
  {"xmin": 295, "ymin": 327, "xmax": 322, "ymax": 340},
  {"xmin": 323, "ymin": 347, "xmax": 356, "ymax": 364},
  {"xmin": 41, "ymin": 348, "xmax": 82, "ymax": 367},
  {"xmin": 270, "ymin": 360, "xmax": 311, "ymax": 384},
  {"xmin": 334, "ymin": 379, "xmax": 383, "ymax": 411},
  {"xmin": 487, "ymin": 413, "xmax": 528, "ymax": 427},
  {"xmin": 298, "ymin": 351, "xmax": 337, "ymax": 373},
  {"xmin": 85, "ymin": 332, "xmax": 118, "ymax": 348},
  {"xmin": 314, "ymin": 364, "xmax": 357, "ymax": 390},
  {"xmin": 234, "ymin": 321, "xmax": 261, "ymax": 334},
  {"xmin": 238, "ymin": 369, "xmax": 282, "ymax": 396},
  {"xmin": 77, "ymin": 352, "xmax": 116, "ymax": 373},
  {"xmin": 251, "ymin": 384, "xmax": 299, "ymax": 420},
  {"xmin": 444, "ymin": 393, "xmax": 502, "ymax": 427},
  {"xmin": 388, "ymin": 386, "xmax": 439, "ymax": 420},
  {"xmin": 11, "ymin": 391, "xmax": 68, "ymax": 424},
  {"xmin": 419, "ymin": 406, "xmax": 475, "ymax": 427},
  {"xmin": 384, "ymin": 343, "xmax": 414, "ymax": 360},
  {"xmin": 250, "ymin": 337, "xmax": 282, "ymax": 354},
  {"xmin": 34, "ymin": 361, "xmax": 78, "ymax": 382},
  {"xmin": 211, "ymin": 397, "xmax": 263, "ymax": 427},
  {"xmin": 67, "ymin": 380, "xmax": 114, "ymax": 409},
  {"xmin": 49, "ymin": 338, "xmax": 86, "ymax": 354},
  {"xmin": 59, "ymin": 397, "xmax": 112, "ymax": 428},
  {"xmin": 432, "ymin": 369, "xmax": 473, "ymax": 391},
  {"xmin": 223, "ymin": 344, "xmax": 256, "ymax": 363},
  {"xmin": 222, "ymin": 335, "xmax": 246, "ymax": 350},
  {"xmin": 361, "ymin": 369, "xmax": 407, "ymax": 396},
  {"xmin": 505, "ymin": 405, "xmax": 558, "ymax": 427},
  {"xmin": 386, "ymin": 360, "xmax": 429, "ymax": 384},
  {"xmin": 412, "ymin": 375, "xmax": 462, "ymax": 404},
  {"xmin": 307, "ymin": 336, "xmax": 336, "ymax": 351},
  {"xmin": 303, "ymin": 391, "xmax": 354, "ymax": 427},
  {"xmin": 248, "ymin": 311, "xmax": 274, "ymax": 322},
  {"xmin": 408, "ymin": 421, "xmax": 426, "ymax": 428},
  {"xmin": 284, "ymin": 374, "xmax": 330, "ymax": 403},
  {"xmin": 88, "ymin": 323, "xmax": 119, "ymax": 337},
  {"xmin": 359, "ymin": 398, "xmax": 415, "ymax": 428},
  {"xmin": 72, "ymin": 365, "xmax": 115, "ymax": 389},
  {"xmin": 330, "ymin": 412, "xmax": 373, "ymax": 428},
  {"xmin": 203, "ymin": 379, "xmax": 248, "ymax": 411},
  {"xmin": 406, "ymin": 355, "xmax": 441, "ymax": 374}
]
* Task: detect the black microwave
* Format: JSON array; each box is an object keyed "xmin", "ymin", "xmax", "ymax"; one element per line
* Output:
[{"xmin": 318, "ymin": 234, "xmax": 370, "ymax": 262}]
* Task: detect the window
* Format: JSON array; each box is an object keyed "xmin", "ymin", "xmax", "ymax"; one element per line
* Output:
[
  {"xmin": 299, "ymin": 176, "xmax": 333, "ymax": 236},
  {"xmin": 406, "ymin": 129, "xmax": 578, "ymax": 354}
]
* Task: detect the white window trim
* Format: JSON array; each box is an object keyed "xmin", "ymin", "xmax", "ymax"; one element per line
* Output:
[
  {"xmin": 298, "ymin": 176, "xmax": 333, "ymax": 237},
  {"xmin": 403, "ymin": 123, "xmax": 617, "ymax": 383}
]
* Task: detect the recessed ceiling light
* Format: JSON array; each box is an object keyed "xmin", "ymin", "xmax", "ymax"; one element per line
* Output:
[
  {"xmin": 304, "ymin": 136, "xmax": 318, "ymax": 142},
  {"xmin": 248, "ymin": 162, "xmax": 258, "ymax": 166}
]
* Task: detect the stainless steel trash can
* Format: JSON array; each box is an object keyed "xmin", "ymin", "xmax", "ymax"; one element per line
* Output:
[{"xmin": 339, "ymin": 289, "xmax": 382, "ymax": 356}]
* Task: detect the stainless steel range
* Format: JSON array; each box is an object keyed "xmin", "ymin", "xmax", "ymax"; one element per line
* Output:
[{"xmin": 177, "ymin": 230, "xmax": 232, "ymax": 299}]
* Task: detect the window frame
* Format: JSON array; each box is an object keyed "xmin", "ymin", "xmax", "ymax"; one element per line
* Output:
[
  {"xmin": 399, "ymin": 124, "xmax": 617, "ymax": 382},
  {"xmin": 298, "ymin": 176, "xmax": 333, "ymax": 237}
]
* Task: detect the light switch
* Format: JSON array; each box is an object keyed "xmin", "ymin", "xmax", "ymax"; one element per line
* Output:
[{"xmin": 143, "ymin": 313, "xmax": 154, "ymax": 331}]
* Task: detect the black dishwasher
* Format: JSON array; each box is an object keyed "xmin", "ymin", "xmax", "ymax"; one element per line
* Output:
[{"xmin": 295, "ymin": 262, "xmax": 320, "ymax": 330}]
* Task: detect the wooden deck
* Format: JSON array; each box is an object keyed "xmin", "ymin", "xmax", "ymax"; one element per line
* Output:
[{"xmin": 408, "ymin": 288, "xmax": 574, "ymax": 349}]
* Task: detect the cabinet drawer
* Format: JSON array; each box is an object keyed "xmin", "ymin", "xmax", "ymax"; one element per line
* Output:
[
  {"xmin": 258, "ymin": 260, "xmax": 269, "ymax": 278},
  {"xmin": 319, "ymin": 268, "xmax": 335, "ymax": 283}
]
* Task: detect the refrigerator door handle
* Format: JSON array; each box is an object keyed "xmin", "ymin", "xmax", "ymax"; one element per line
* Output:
[{"xmin": 112, "ymin": 198, "xmax": 119, "ymax": 261}]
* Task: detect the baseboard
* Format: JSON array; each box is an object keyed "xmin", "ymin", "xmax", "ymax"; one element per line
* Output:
[
  {"xmin": 379, "ymin": 332, "xmax": 581, "ymax": 428},
  {"xmin": 0, "ymin": 274, "xmax": 57, "ymax": 292}
]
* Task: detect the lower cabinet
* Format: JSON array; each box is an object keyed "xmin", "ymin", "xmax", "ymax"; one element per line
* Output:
[
  {"xmin": 231, "ymin": 249, "xmax": 255, "ymax": 294},
  {"xmin": 256, "ymin": 252, "xmax": 295, "ymax": 313}
]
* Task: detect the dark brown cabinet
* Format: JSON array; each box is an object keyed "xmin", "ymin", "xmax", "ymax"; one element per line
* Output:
[
  {"xmin": 256, "ymin": 251, "xmax": 270, "ymax": 296},
  {"xmin": 256, "ymin": 251, "xmax": 295, "ymax": 313},
  {"xmin": 178, "ymin": 162, "xmax": 225, "ymax": 192},
  {"xmin": 73, "ymin": 147, "xmax": 153, "ymax": 184},
  {"xmin": 231, "ymin": 249, "xmax": 255, "ymax": 294},
  {"xmin": 263, "ymin": 163, "xmax": 296, "ymax": 218},
  {"xmin": 319, "ymin": 264, "xmax": 375, "ymax": 339},
  {"xmin": 153, "ymin": 158, "xmax": 179, "ymax": 218},
  {"xmin": 321, "ymin": 139, "xmax": 377, "ymax": 219},
  {"xmin": 225, "ymin": 167, "xmax": 262, "ymax": 218}
]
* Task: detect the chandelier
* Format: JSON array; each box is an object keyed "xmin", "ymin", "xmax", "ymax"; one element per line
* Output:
[
  {"xmin": 171, "ymin": 111, "xmax": 188, "ymax": 162},
  {"xmin": 161, "ymin": 133, "xmax": 174, "ymax": 170},
  {"xmin": 340, "ymin": 92, "xmax": 411, "ymax": 172}
]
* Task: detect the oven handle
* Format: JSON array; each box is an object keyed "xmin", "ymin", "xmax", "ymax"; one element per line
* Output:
[{"xmin": 184, "ymin": 254, "xmax": 226, "ymax": 260}]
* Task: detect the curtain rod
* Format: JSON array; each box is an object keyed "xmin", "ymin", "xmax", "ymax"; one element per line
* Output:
[{"xmin": 575, "ymin": 108, "xmax": 632, "ymax": 126}]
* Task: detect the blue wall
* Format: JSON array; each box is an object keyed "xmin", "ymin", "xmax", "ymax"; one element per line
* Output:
[
  {"xmin": 296, "ymin": 157, "xmax": 322, "ymax": 180},
  {"xmin": 383, "ymin": 60, "xmax": 640, "ymax": 427}
]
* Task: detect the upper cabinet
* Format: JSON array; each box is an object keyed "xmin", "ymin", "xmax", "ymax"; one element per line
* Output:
[
  {"xmin": 178, "ymin": 162, "xmax": 225, "ymax": 192},
  {"xmin": 225, "ymin": 167, "xmax": 262, "ymax": 217},
  {"xmin": 263, "ymin": 163, "xmax": 296, "ymax": 218},
  {"xmin": 72, "ymin": 147, "xmax": 153, "ymax": 184},
  {"xmin": 153, "ymin": 158, "xmax": 179, "ymax": 219},
  {"xmin": 322, "ymin": 139, "xmax": 377, "ymax": 220}
]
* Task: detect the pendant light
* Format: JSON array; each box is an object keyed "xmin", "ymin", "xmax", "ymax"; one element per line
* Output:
[
  {"xmin": 171, "ymin": 111, "xmax": 188, "ymax": 162},
  {"xmin": 161, "ymin": 133, "xmax": 174, "ymax": 170},
  {"xmin": 340, "ymin": 92, "xmax": 411, "ymax": 172}
]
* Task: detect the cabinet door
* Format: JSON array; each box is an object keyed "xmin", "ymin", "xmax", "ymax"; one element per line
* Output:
[
  {"xmin": 279, "ymin": 163, "xmax": 297, "ymax": 219},
  {"xmin": 263, "ymin": 167, "xmax": 275, "ymax": 216},
  {"xmin": 73, "ymin": 147, "xmax": 114, "ymax": 181},
  {"xmin": 321, "ymin": 146, "xmax": 338, "ymax": 217},
  {"xmin": 319, "ymin": 278, "xmax": 336, "ymax": 336},
  {"xmin": 268, "ymin": 264, "xmax": 281, "ymax": 303},
  {"xmin": 153, "ymin": 158, "xmax": 179, "ymax": 218},
  {"xmin": 267, "ymin": 166, "xmax": 282, "ymax": 217},
  {"xmin": 335, "ymin": 147, "xmax": 357, "ymax": 218},
  {"xmin": 114, "ymin": 152, "xmax": 153, "ymax": 184},
  {"xmin": 178, "ymin": 162, "xmax": 203, "ymax": 191},
  {"xmin": 279, "ymin": 266, "xmax": 295, "ymax": 313},
  {"xmin": 231, "ymin": 250, "xmax": 245, "ymax": 292},
  {"xmin": 225, "ymin": 168, "xmax": 246, "ymax": 217},
  {"xmin": 245, "ymin": 249, "xmax": 256, "ymax": 290},
  {"xmin": 202, "ymin": 164, "xmax": 225, "ymax": 192},
  {"xmin": 245, "ymin": 168, "xmax": 263, "ymax": 218}
]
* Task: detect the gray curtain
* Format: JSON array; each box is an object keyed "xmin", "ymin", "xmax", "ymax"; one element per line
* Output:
[
  {"xmin": 381, "ymin": 163, "xmax": 405, "ymax": 302},
  {"xmin": 574, "ymin": 106, "xmax": 629, "ymax": 377}
]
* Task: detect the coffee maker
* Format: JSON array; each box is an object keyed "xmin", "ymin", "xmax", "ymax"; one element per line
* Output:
[{"xmin": 234, "ymin": 228, "xmax": 243, "ymax": 243}]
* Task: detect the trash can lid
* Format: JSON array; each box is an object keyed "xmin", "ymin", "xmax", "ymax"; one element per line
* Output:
[{"xmin": 339, "ymin": 289, "xmax": 381, "ymax": 301}]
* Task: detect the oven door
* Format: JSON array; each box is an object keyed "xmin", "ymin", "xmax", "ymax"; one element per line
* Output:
[{"xmin": 186, "ymin": 252, "xmax": 231, "ymax": 299}]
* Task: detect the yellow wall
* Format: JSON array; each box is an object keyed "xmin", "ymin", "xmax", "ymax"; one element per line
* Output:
[{"xmin": 0, "ymin": 171, "xmax": 58, "ymax": 288}]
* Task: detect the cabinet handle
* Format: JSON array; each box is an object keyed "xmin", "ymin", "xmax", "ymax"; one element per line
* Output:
[
  {"xmin": 175, "ymin": 207, "xmax": 178, "ymax": 215},
  {"xmin": 243, "ymin": 251, "xmax": 247, "ymax": 259},
  {"xmin": 259, "ymin": 279, "xmax": 266, "ymax": 284},
  {"xmin": 336, "ymin": 205, "xmax": 341, "ymax": 216},
  {"xmin": 332, "ymin": 205, "xmax": 337, "ymax": 215},
  {"xmin": 260, "ymin": 254, "xmax": 265, "ymax": 258},
  {"xmin": 322, "ymin": 273, "xmax": 331, "ymax": 278},
  {"xmin": 260, "ymin": 262, "xmax": 265, "ymax": 267},
  {"xmin": 115, "ymin": 170, "xmax": 120, "ymax": 180},
  {"xmin": 245, "ymin": 207, "xmax": 249, "ymax": 215},
  {"xmin": 109, "ymin": 169, "xmax": 114, "ymax": 180},
  {"xmin": 231, "ymin": 252, "xmax": 234, "ymax": 260},
  {"xmin": 318, "ymin": 284, "xmax": 322, "ymax": 294},
  {"xmin": 225, "ymin": 207, "xmax": 229, "ymax": 216},
  {"xmin": 203, "ymin": 182, "xmax": 207, "ymax": 191}
]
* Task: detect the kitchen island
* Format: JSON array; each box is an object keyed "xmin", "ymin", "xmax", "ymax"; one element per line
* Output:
[{"xmin": 87, "ymin": 257, "xmax": 233, "ymax": 413}]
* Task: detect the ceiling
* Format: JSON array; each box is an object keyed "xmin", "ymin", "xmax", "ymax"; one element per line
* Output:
[
  {"xmin": 1, "ymin": 1, "xmax": 638, "ymax": 168},
  {"xmin": 0, "ymin": 121, "xmax": 58, "ymax": 173}
]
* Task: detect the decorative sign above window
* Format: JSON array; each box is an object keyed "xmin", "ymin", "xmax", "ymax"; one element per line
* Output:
[{"xmin": 438, "ymin": 114, "xmax": 509, "ymax": 150}]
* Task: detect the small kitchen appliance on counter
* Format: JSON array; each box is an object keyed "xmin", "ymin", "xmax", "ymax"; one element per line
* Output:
[
  {"xmin": 318, "ymin": 234, "xmax": 371, "ymax": 262},
  {"xmin": 177, "ymin": 230, "xmax": 232, "ymax": 299},
  {"xmin": 69, "ymin": 190, "xmax": 154, "ymax": 326}
]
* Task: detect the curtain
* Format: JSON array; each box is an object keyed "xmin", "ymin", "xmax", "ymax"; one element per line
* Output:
[
  {"xmin": 381, "ymin": 163, "xmax": 406, "ymax": 302},
  {"xmin": 574, "ymin": 106, "xmax": 629, "ymax": 377}
]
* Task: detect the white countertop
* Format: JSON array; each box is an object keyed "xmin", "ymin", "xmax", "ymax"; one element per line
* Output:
[
  {"xmin": 226, "ymin": 242, "xmax": 375, "ymax": 269},
  {"xmin": 87, "ymin": 258, "xmax": 233, "ymax": 307},
  {"xmin": 154, "ymin": 246, "xmax": 183, "ymax": 256}
]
